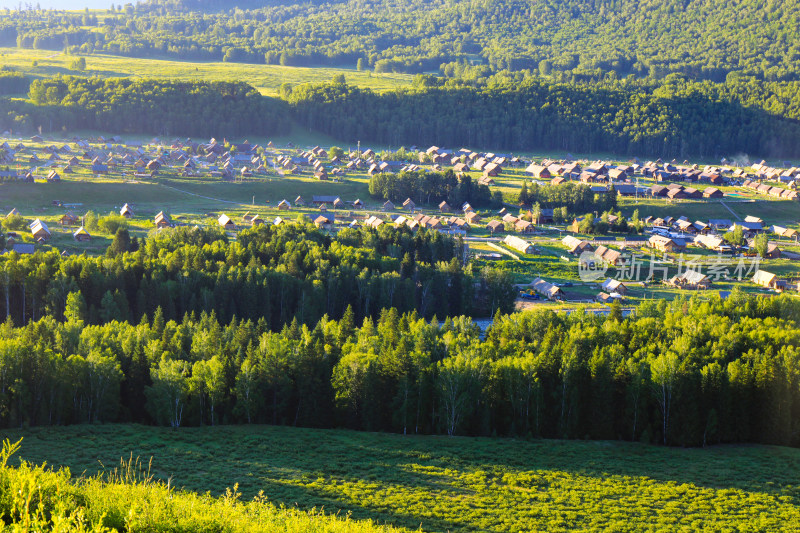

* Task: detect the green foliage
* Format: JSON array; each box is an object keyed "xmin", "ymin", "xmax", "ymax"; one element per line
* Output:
[
  {"xmin": 286, "ymin": 76, "xmax": 800, "ymax": 157},
  {"xmin": 108, "ymin": 227, "xmax": 131, "ymax": 256},
  {"xmin": 368, "ymin": 169, "xmax": 492, "ymax": 207},
  {"xmin": 6, "ymin": 0, "xmax": 800, "ymax": 84},
  {"xmin": 70, "ymin": 56, "xmax": 87, "ymax": 71},
  {"xmin": 0, "ymin": 292, "xmax": 799, "ymax": 449},
  {"xmin": 2, "ymin": 213, "xmax": 28, "ymax": 231},
  {"xmin": 0, "ymin": 222, "xmax": 497, "ymax": 328},
  {"xmin": 725, "ymin": 225, "xmax": 745, "ymax": 246},
  {"xmin": 19, "ymin": 76, "xmax": 290, "ymax": 137},
  {"xmin": 754, "ymin": 233, "xmax": 770, "ymax": 257},
  {"xmin": 97, "ymin": 213, "xmax": 128, "ymax": 235}
]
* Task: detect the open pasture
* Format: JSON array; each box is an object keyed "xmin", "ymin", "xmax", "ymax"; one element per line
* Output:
[
  {"xmin": 5, "ymin": 424, "xmax": 800, "ymax": 532},
  {"xmin": 0, "ymin": 47, "xmax": 414, "ymax": 96}
]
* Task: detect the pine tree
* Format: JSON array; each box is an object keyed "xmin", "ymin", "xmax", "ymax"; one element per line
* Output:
[{"xmin": 518, "ymin": 180, "xmax": 529, "ymax": 206}]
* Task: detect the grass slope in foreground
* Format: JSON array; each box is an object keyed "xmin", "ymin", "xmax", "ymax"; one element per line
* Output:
[
  {"xmin": 6, "ymin": 424, "xmax": 800, "ymax": 532},
  {"xmin": 0, "ymin": 440, "xmax": 397, "ymax": 533}
]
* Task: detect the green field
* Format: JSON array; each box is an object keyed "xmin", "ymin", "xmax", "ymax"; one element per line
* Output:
[
  {"xmin": 4, "ymin": 424, "xmax": 799, "ymax": 532},
  {"xmin": 0, "ymin": 47, "xmax": 414, "ymax": 96}
]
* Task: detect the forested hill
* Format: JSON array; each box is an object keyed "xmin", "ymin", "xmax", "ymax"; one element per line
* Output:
[{"xmin": 28, "ymin": 0, "xmax": 797, "ymax": 81}]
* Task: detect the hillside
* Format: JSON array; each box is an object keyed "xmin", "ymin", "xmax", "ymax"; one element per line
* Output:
[
  {"xmin": 4, "ymin": 0, "xmax": 799, "ymax": 82},
  {"xmin": 5, "ymin": 424, "xmax": 800, "ymax": 531},
  {"xmin": 0, "ymin": 436, "xmax": 398, "ymax": 533}
]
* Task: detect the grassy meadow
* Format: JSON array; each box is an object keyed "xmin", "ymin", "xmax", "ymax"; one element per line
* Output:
[
  {"xmin": 0, "ymin": 47, "xmax": 414, "ymax": 96},
  {"xmin": 4, "ymin": 424, "xmax": 800, "ymax": 532}
]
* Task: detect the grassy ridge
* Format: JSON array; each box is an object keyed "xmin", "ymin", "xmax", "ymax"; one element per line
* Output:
[
  {"xmin": 5, "ymin": 424, "xmax": 800, "ymax": 532},
  {"xmin": 0, "ymin": 47, "xmax": 413, "ymax": 96}
]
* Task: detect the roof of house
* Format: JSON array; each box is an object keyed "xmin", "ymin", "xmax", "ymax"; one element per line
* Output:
[
  {"xmin": 672, "ymin": 269, "xmax": 709, "ymax": 285},
  {"xmin": 752, "ymin": 270, "xmax": 777, "ymax": 285},
  {"xmin": 601, "ymin": 278, "xmax": 625, "ymax": 292},
  {"xmin": 531, "ymin": 277, "xmax": 562, "ymax": 298}
]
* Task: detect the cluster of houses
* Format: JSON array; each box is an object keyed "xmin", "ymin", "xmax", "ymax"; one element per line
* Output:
[
  {"xmin": 552, "ymin": 212, "xmax": 799, "ymax": 296},
  {"xmin": 3, "ymin": 201, "xmax": 176, "ymax": 248},
  {"xmin": 0, "ymin": 135, "xmax": 356, "ymax": 181},
  {"xmin": 3, "ymin": 208, "xmax": 89, "ymax": 247},
  {"xmin": 741, "ymin": 179, "xmax": 799, "ymax": 201},
  {"xmin": 519, "ymin": 156, "xmax": 800, "ymax": 202}
]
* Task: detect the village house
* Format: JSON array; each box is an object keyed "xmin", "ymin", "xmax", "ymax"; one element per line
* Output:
[
  {"xmin": 596, "ymin": 292, "xmax": 619, "ymax": 304},
  {"xmin": 647, "ymin": 235, "xmax": 684, "ymax": 253},
  {"xmin": 120, "ymin": 203, "xmax": 134, "ymax": 218},
  {"xmin": 59, "ymin": 213, "xmax": 80, "ymax": 226},
  {"xmin": 668, "ymin": 269, "xmax": 711, "ymax": 289},
  {"xmin": 747, "ymin": 239, "xmax": 782, "ymax": 259},
  {"xmin": 504, "ymin": 235, "xmax": 535, "ymax": 254},
  {"xmin": 694, "ymin": 234, "xmax": 728, "ymax": 252},
  {"xmin": 465, "ymin": 211, "xmax": 481, "ymax": 224},
  {"xmin": 382, "ymin": 200, "xmax": 395, "ymax": 211},
  {"xmin": 594, "ymin": 245, "xmax": 624, "ymax": 266},
  {"xmin": 154, "ymin": 211, "xmax": 171, "ymax": 228},
  {"xmin": 772, "ymin": 226, "xmax": 798, "ymax": 240},
  {"xmin": 601, "ymin": 278, "xmax": 627, "ymax": 295},
  {"xmin": 651, "ymin": 185, "xmax": 669, "ymax": 197},
  {"xmin": 314, "ymin": 214, "xmax": 334, "ymax": 230},
  {"xmin": 486, "ymin": 220, "xmax": 504, "ymax": 234},
  {"xmin": 502, "ymin": 213, "xmax": 518, "ymax": 225},
  {"xmin": 531, "ymin": 277, "xmax": 563, "ymax": 300},
  {"xmin": 218, "ymin": 214, "xmax": 235, "ymax": 229},
  {"xmin": 752, "ymin": 270, "xmax": 785, "ymax": 289},
  {"xmin": 403, "ymin": 198, "xmax": 416, "ymax": 211},
  {"xmin": 708, "ymin": 219, "xmax": 733, "ymax": 230},
  {"xmin": 562, "ymin": 235, "xmax": 594, "ymax": 255},
  {"xmin": 73, "ymin": 226, "xmax": 91, "ymax": 242},
  {"xmin": 30, "ymin": 219, "xmax": 50, "ymax": 241},
  {"xmin": 744, "ymin": 215, "xmax": 764, "ymax": 227},
  {"xmin": 525, "ymin": 164, "xmax": 551, "ymax": 180},
  {"xmin": 515, "ymin": 219, "xmax": 534, "ymax": 234},
  {"xmin": 483, "ymin": 162, "xmax": 501, "ymax": 177}
]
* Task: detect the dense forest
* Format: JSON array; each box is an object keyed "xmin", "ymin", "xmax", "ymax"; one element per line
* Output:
[
  {"xmin": 0, "ymin": 223, "xmax": 514, "ymax": 328},
  {"xmin": 368, "ymin": 170, "xmax": 496, "ymax": 207},
  {"xmin": 0, "ymin": 285, "xmax": 799, "ymax": 448},
  {"xmin": 287, "ymin": 76, "xmax": 800, "ymax": 157},
  {"xmin": 2, "ymin": 73, "xmax": 800, "ymax": 157},
  {"xmin": 3, "ymin": 0, "xmax": 800, "ymax": 82},
  {"xmin": 0, "ymin": 76, "xmax": 289, "ymax": 137}
]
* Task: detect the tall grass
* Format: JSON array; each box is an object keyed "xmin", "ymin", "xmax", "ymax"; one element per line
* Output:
[{"xmin": 0, "ymin": 438, "xmax": 397, "ymax": 532}]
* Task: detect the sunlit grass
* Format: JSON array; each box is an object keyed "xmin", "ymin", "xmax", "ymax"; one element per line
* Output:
[
  {"xmin": 0, "ymin": 47, "xmax": 414, "ymax": 96},
  {"xmin": 5, "ymin": 424, "xmax": 800, "ymax": 532}
]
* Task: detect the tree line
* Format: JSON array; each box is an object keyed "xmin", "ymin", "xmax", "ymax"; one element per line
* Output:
[
  {"xmin": 368, "ymin": 170, "xmax": 495, "ymax": 207},
  {"xmin": 1, "ymin": 292, "xmax": 799, "ymax": 449},
  {"xmin": 3, "ymin": 73, "xmax": 800, "ymax": 157},
  {"xmin": 286, "ymin": 77, "xmax": 800, "ymax": 158},
  {"xmin": 4, "ymin": 76, "xmax": 289, "ymax": 137}
]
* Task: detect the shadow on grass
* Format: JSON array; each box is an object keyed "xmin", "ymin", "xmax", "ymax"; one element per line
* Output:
[{"xmin": 6, "ymin": 424, "xmax": 800, "ymax": 531}]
